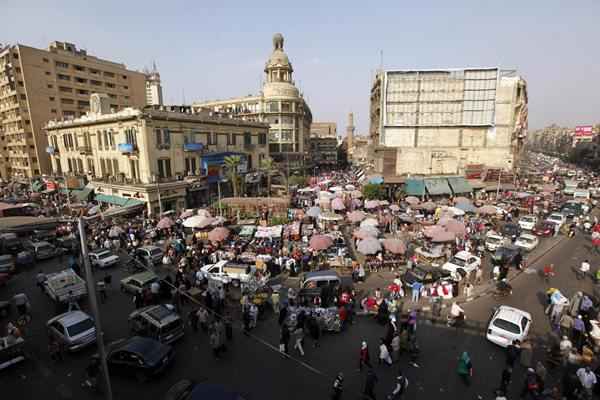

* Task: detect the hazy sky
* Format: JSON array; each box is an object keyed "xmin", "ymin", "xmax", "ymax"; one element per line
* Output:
[{"xmin": 3, "ymin": 0, "xmax": 599, "ymax": 134}]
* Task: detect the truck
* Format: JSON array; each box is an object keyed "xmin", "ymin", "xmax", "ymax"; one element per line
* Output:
[
  {"xmin": 200, "ymin": 260, "xmax": 254, "ymax": 287},
  {"xmin": 44, "ymin": 269, "xmax": 87, "ymax": 303}
]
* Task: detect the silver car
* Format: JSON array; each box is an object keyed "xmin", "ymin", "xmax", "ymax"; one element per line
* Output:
[{"xmin": 47, "ymin": 310, "xmax": 96, "ymax": 351}]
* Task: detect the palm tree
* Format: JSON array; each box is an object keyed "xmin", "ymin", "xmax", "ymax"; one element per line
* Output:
[
  {"xmin": 260, "ymin": 157, "xmax": 274, "ymax": 197},
  {"xmin": 224, "ymin": 155, "xmax": 241, "ymax": 197}
]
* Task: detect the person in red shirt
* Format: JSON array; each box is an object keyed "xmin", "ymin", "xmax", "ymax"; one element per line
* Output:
[
  {"xmin": 339, "ymin": 305, "xmax": 348, "ymax": 331},
  {"xmin": 359, "ymin": 341, "xmax": 372, "ymax": 371}
]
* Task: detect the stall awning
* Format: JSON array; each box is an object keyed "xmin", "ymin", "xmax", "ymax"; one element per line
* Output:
[
  {"xmin": 124, "ymin": 198, "xmax": 145, "ymax": 207},
  {"xmin": 95, "ymin": 194, "xmax": 129, "ymax": 206},
  {"xmin": 404, "ymin": 179, "xmax": 425, "ymax": 196},
  {"xmin": 72, "ymin": 185, "xmax": 94, "ymax": 201},
  {"xmin": 447, "ymin": 177, "xmax": 473, "ymax": 194},
  {"xmin": 31, "ymin": 181, "xmax": 44, "ymax": 192},
  {"xmin": 424, "ymin": 178, "xmax": 452, "ymax": 195}
]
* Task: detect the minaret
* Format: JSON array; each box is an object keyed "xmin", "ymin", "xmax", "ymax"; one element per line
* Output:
[
  {"xmin": 346, "ymin": 112, "xmax": 355, "ymax": 151},
  {"xmin": 145, "ymin": 62, "xmax": 163, "ymax": 106}
]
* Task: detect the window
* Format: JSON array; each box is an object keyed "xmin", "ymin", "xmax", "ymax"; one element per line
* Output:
[
  {"xmin": 75, "ymin": 77, "xmax": 87, "ymax": 84},
  {"xmin": 59, "ymin": 86, "xmax": 72, "ymax": 93},
  {"xmin": 87, "ymin": 159, "xmax": 94, "ymax": 175},
  {"xmin": 67, "ymin": 158, "xmax": 73, "ymax": 172},
  {"xmin": 61, "ymin": 98, "xmax": 74, "ymax": 105},
  {"xmin": 78, "ymin": 100, "xmax": 89, "ymax": 108},
  {"xmin": 104, "ymin": 71, "xmax": 115, "ymax": 78},
  {"xmin": 43, "ymin": 58, "xmax": 49, "ymax": 63},
  {"xmin": 122, "ymin": 75, "xmax": 127, "ymax": 80},
  {"xmin": 281, "ymin": 102, "xmax": 290, "ymax": 112},
  {"xmin": 227, "ymin": 134, "xmax": 233, "ymax": 146},
  {"xmin": 268, "ymin": 102, "xmax": 280, "ymax": 112},
  {"xmin": 112, "ymin": 159, "xmax": 119, "ymax": 175},
  {"xmin": 244, "ymin": 132, "xmax": 252, "ymax": 146},
  {"xmin": 57, "ymin": 74, "xmax": 70, "ymax": 81},
  {"xmin": 156, "ymin": 128, "xmax": 170, "ymax": 148},
  {"xmin": 49, "ymin": 97, "xmax": 55, "ymax": 101},
  {"xmin": 124, "ymin": 86, "xmax": 129, "ymax": 90},
  {"xmin": 90, "ymin": 80, "xmax": 101, "ymax": 86},
  {"xmin": 125, "ymin": 128, "xmax": 137, "ymax": 147},
  {"xmin": 74, "ymin": 65, "xmax": 85, "ymax": 72},
  {"xmin": 76, "ymin": 159, "xmax": 83, "ymax": 173},
  {"xmin": 20, "ymin": 94, "xmax": 26, "ymax": 100},
  {"xmin": 108, "ymin": 130, "xmax": 115, "ymax": 149},
  {"xmin": 99, "ymin": 159, "xmax": 105, "ymax": 176},
  {"xmin": 89, "ymin": 69, "xmax": 99, "ymax": 75},
  {"xmin": 103, "ymin": 131, "xmax": 109, "ymax": 150},
  {"xmin": 185, "ymin": 157, "xmax": 197, "ymax": 175},
  {"xmin": 106, "ymin": 83, "xmax": 115, "ymax": 88},
  {"xmin": 258, "ymin": 133, "xmax": 267, "ymax": 145},
  {"xmin": 269, "ymin": 143, "xmax": 279, "ymax": 154},
  {"xmin": 55, "ymin": 61, "xmax": 69, "ymax": 69},
  {"xmin": 45, "ymin": 71, "xmax": 51, "ymax": 76},
  {"xmin": 208, "ymin": 132, "xmax": 217, "ymax": 145},
  {"xmin": 157, "ymin": 159, "xmax": 171, "ymax": 178},
  {"xmin": 47, "ymin": 84, "xmax": 53, "ymax": 89},
  {"xmin": 78, "ymin": 89, "xmax": 89, "ymax": 95}
]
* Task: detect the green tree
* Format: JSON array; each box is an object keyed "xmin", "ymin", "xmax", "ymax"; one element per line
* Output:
[
  {"xmin": 260, "ymin": 157, "xmax": 275, "ymax": 197},
  {"xmin": 224, "ymin": 155, "xmax": 241, "ymax": 197},
  {"xmin": 362, "ymin": 183, "xmax": 384, "ymax": 200}
]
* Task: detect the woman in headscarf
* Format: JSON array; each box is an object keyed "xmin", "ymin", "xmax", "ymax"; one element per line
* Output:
[{"xmin": 457, "ymin": 351, "xmax": 473, "ymax": 386}]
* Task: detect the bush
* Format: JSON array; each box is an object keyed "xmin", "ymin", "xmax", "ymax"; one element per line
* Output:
[{"xmin": 362, "ymin": 183, "xmax": 384, "ymax": 200}]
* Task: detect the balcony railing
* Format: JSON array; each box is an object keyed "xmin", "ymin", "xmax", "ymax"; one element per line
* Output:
[
  {"xmin": 118, "ymin": 143, "xmax": 137, "ymax": 154},
  {"xmin": 183, "ymin": 142, "xmax": 204, "ymax": 152},
  {"xmin": 77, "ymin": 145, "xmax": 92, "ymax": 154}
]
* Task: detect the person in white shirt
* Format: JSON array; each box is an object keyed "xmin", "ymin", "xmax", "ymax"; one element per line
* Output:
[
  {"xmin": 577, "ymin": 366, "xmax": 597, "ymax": 398},
  {"xmin": 378, "ymin": 338, "xmax": 392, "ymax": 366},
  {"xmin": 579, "ymin": 260, "xmax": 591, "ymax": 280}
]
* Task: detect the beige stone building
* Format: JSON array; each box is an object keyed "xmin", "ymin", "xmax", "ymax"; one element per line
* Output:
[
  {"xmin": 45, "ymin": 95, "xmax": 269, "ymax": 215},
  {"xmin": 0, "ymin": 41, "xmax": 148, "ymax": 179},
  {"xmin": 369, "ymin": 67, "xmax": 528, "ymax": 176},
  {"xmin": 310, "ymin": 122, "xmax": 338, "ymax": 168},
  {"xmin": 192, "ymin": 34, "xmax": 312, "ymax": 171}
]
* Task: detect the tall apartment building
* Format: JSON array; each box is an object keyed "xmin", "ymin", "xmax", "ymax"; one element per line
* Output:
[
  {"xmin": 193, "ymin": 33, "xmax": 313, "ymax": 172},
  {"xmin": 45, "ymin": 94, "xmax": 269, "ymax": 215},
  {"xmin": 310, "ymin": 122, "xmax": 338, "ymax": 168},
  {"xmin": 0, "ymin": 41, "xmax": 147, "ymax": 179},
  {"xmin": 145, "ymin": 62, "xmax": 163, "ymax": 106},
  {"xmin": 370, "ymin": 67, "xmax": 528, "ymax": 176}
]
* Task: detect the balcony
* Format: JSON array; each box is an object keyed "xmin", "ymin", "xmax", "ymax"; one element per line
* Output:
[
  {"xmin": 77, "ymin": 145, "xmax": 92, "ymax": 154},
  {"xmin": 244, "ymin": 143, "xmax": 256, "ymax": 151},
  {"xmin": 118, "ymin": 143, "xmax": 137, "ymax": 154},
  {"xmin": 183, "ymin": 142, "xmax": 204, "ymax": 152}
]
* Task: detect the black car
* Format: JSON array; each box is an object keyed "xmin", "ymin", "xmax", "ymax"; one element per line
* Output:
[
  {"xmin": 99, "ymin": 336, "xmax": 174, "ymax": 381},
  {"xmin": 165, "ymin": 380, "xmax": 246, "ymax": 400},
  {"xmin": 501, "ymin": 223, "xmax": 521, "ymax": 240},
  {"xmin": 492, "ymin": 245, "xmax": 523, "ymax": 267},
  {"xmin": 402, "ymin": 265, "xmax": 452, "ymax": 286}
]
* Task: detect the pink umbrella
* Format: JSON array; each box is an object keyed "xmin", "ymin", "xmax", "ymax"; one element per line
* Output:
[
  {"xmin": 430, "ymin": 230, "xmax": 456, "ymax": 243},
  {"xmin": 331, "ymin": 197, "xmax": 346, "ymax": 211},
  {"xmin": 454, "ymin": 197, "xmax": 471, "ymax": 204},
  {"xmin": 309, "ymin": 234, "xmax": 334, "ymax": 250},
  {"xmin": 419, "ymin": 201, "xmax": 437, "ymax": 211},
  {"xmin": 353, "ymin": 227, "xmax": 379, "ymax": 239},
  {"xmin": 208, "ymin": 227, "xmax": 230, "ymax": 242},
  {"xmin": 180, "ymin": 210, "xmax": 194, "ymax": 219},
  {"xmin": 347, "ymin": 210, "xmax": 367, "ymax": 223},
  {"xmin": 477, "ymin": 205, "xmax": 497, "ymax": 215},
  {"xmin": 441, "ymin": 219, "xmax": 466, "ymax": 236},
  {"xmin": 365, "ymin": 200, "xmax": 380, "ymax": 209},
  {"xmin": 157, "ymin": 217, "xmax": 174, "ymax": 230},
  {"xmin": 423, "ymin": 225, "xmax": 446, "ymax": 238},
  {"xmin": 382, "ymin": 239, "xmax": 406, "ymax": 254},
  {"xmin": 405, "ymin": 196, "xmax": 420, "ymax": 205},
  {"xmin": 389, "ymin": 204, "xmax": 400, "ymax": 212},
  {"xmin": 352, "ymin": 199, "xmax": 362, "ymax": 208}
]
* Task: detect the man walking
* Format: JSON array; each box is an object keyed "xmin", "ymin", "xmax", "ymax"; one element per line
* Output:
[
  {"xmin": 576, "ymin": 366, "xmax": 597, "ymax": 399},
  {"xmin": 364, "ymin": 368, "xmax": 378, "ymax": 400},
  {"xmin": 578, "ymin": 259, "xmax": 590, "ymax": 280},
  {"xmin": 506, "ymin": 340, "xmax": 521, "ymax": 367},
  {"xmin": 499, "ymin": 367, "xmax": 512, "ymax": 394},
  {"xmin": 359, "ymin": 341, "xmax": 372, "ymax": 371},
  {"xmin": 388, "ymin": 371, "xmax": 408, "ymax": 399},
  {"xmin": 410, "ymin": 281, "xmax": 422, "ymax": 303},
  {"xmin": 331, "ymin": 372, "xmax": 344, "ymax": 400}
]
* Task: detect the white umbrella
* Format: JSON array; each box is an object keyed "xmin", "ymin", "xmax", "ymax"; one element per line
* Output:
[
  {"xmin": 360, "ymin": 218, "xmax": 379, "ymax": 227},
  {"xmin": 357, "ymin": 237, "xmax": 382, "ymax": 255},
  {"xmin": 306, "ymin": 206, "xmax": 321, "ymax": 218},
  {"xmin": 197, "ymin": 209, "xmax": 212, "ymax": 218},
  {"xmin": 183, "ymin": 215, "xmax": 215, "ymax": 228}
]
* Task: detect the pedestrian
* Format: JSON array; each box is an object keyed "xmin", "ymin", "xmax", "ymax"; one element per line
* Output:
[
  {"xmin": 378, "ymin": 338, "xmax": 392, "ymax": 366},
  {"xmin": 271, "ymin": 289, "xmax": 280, "ymax": 314},
  {"xmin": 457, "ymin": 351, "xmax": 473, "ymax": 386},
  {"xmin": 331, "ymin": 372, "xmax": 344, "ymax": 400},
  {"xmin": 242, "ymin": 306, "xmax": 251, "ymax": 335},
  {"xmin": 188, "ymin": 308, "xmax": 199, "ymax": 332},
  {"xmin": 559, "ymin": 336, "xmax": 572, "ymax": 365},
  {"xmin": 506, "ymin": 339, "xmax": 521, "ymax": 367},
  {"xmin": 279, "ymin": 326, "xmax": 290, "ymax": 357},
  {"xmin": 209, "ymin": 329, "xmax": 220, "ymax": 360},
  {"xmin": 520, "ymin": 368, "xmax": 540, "ymax": 399},
  {"xmin": 576, "ymin": 366, "xmax": 597, "ymax": 399},
  {"xmin": 391, "ymin": 333, "xmax": 400, "ymax": 363},
  {"xmin": 359, "ymin": 341, "xmax": 372, "ymax": 371},
  {"xmin": 519, "ymin": 339, "xmax": 532, "ymax": 369},
  {"xmin": 410, "ymin": 281, "xmax": 422, "ymax": 302},
  {"xmin": 363, "ymin": 368, "xmax": 378, "ymax": 400},
  {"xmin": 293, "ymin": 326, "xmax": 305, "ymax": 356},
  {"xmin": 578, "ymin": 260, "xmax": 590, "ymax": 280},
  {"xmin": 48, "ymin": 336, "xmax": 63, "ymax": 362},
  {"xmin": 475, "ymin": 267, "xmax": 483, "ymax": 285},
  {"xmin": 36, "ymin": 270, "xmax": 46, "ymax": 291},
  {"xmin": 499, "ymin": 367, "xmax": 512, "ymax": 394},
  {"xmin": 308, "ymin": 315, "xmax": 321, "ymax": 347},
  {"xmin": 197, "ymin": 307, "xmax": 208, "ymax": 332},
  {"xmin": 224, "ymin": 314, "xmax": 233, "ymax": 340},
  {"xmin": 535, "ymin": 361, "xmax": 547, "ymax": 390},
  {"xmin": 388, "ymin": 371, "xmax": 408, "ymax": 399},
  {"xmin": 559, "ymin": 313, "xmax": 574, "ymax": 338},
  {"xmin": 573, "ymin": 315, "xmax": 586, "ymax": 350}
]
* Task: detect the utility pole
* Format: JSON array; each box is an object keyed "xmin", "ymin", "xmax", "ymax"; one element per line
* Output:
[{"xmin": 77, "ymin": 218, "xmax": 113, "ymax": 400}]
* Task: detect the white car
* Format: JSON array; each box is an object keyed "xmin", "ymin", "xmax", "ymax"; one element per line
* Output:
[
  {"xmin": 89, "ymin": 249, "xmax": 119, "ymax": 269},
  {"xmin": 518, "ymin": 215, "xmax": 537, "ymax": 231},
  {"xmin": 514, "ymin": 233, "xmax": 539, "ymax": 252},
  {"xmin": 487, "ymin": 306, "xmax": 532, "ymax": 347},
  {"xmin": 485, "ymin": 233, "xmax": 505, "ymax": 252},
  {"xmin": 441, "ymin": 251, "xmax": 481, "ymax": 278},
  {"xmin": 546, "ymin": 212, "xmax": 566, "ymax": 229}
]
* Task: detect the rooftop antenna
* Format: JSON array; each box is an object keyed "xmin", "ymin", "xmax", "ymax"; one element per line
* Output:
[{"xmin": 182, "ymin": 88, "xmax": 186, "ymax": 105}]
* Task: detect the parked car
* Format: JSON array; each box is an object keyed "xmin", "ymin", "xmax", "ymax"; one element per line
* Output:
[
  {"xmin": 441, "ymin": 251, "xmax": 481, "ymax": 278},
  {"xmin": 89, "ymin": 249, "xmax": 120, "ymax": 269},
  {"xmin": 532, "ymin": 221, "xmax": 555, "ymax": 237},
  {"xmin": 501, "ymin": 223, "xmax": 521, "ymax": 241},
  {"xmin": 22, "ymin": 240, "xmax": 56, "ymax": 260},
  {"xmin": 165, "ymin": 380, "xmax": 246, "ymax": 400},
  {"xmin": 99, "ymin": 336, "xmax": 174, "ymax": 381},
  {"xmin": 486, "ymin": 305, "xmax": 532, "ymax": 347},
  {"xmin": 402, "ymin": 265, "xmax": 451, "ymax": 286},
  {"xmin": 120, "ymin": 271, "xmax": 159, "ymax": 295},
  {"xmin": 518, "ymin": 215, "xmax": 537, "ymax": 231},
  {"xmin": 47, "ymin": 310, "xmax": 96, "ymax": 351},
  {"xmin": 56, "ymin": 236, "xmax": 79, "ymax": 254},
  {"xmin": 201, "ymin": 260, "xmax": 255, "ymax": 287},
  {"xmin": 0, "ymin": 255, "xmax": 15, "ymax": 274},
  {"xmin": 492, "ymin": 245, "xmax": 523, "ymax": 267},
  {"xmin": 136, "ymin": 246, "xmax": 164, "ymax": 267},
  {"xmin": 128, "ymin": 304, "xmax": 185, "ymax": 344},
  {"xmin": 561, "ymin": 202, "xmax": 583, "ymax": 218},
  {"xmin": 485, "ymin": 233, "xmax": 505, "ymax": 252},
  {"xmin": 0, "ymin": 233, "xmax": 21, "ymax": 254},
  {"xmin": 546, "ymin": 212, "xmax": 567, "ymax": 229},
  {"xmin": 514, "ymin": 233, "xmax": 539, "ymax": 252}
]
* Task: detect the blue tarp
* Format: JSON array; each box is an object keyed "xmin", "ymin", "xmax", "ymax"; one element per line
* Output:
[
  {"xmin": 447, "ymin": 177, "xmax": 473, "ymax": 194},
  {"xmin": 404, "ymin": 179, "xmax": 425, "ymax": 196},
  {"xmin": 424, "ymin": 178, "xmax": 452, "ymax": 195}
]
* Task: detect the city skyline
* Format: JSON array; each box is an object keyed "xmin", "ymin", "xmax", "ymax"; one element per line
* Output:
[{"xmin": 3, "ymin": 0, "xmax": 599, "ymax": 135}]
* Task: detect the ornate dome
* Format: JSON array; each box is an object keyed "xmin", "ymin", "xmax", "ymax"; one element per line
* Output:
[{"xmin": 265, "ymin": 33, "xmax": 293, "ymax": 71}]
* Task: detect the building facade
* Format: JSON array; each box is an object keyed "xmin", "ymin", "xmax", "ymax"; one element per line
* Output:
[
  {"xmin": 0, "ymin": 41, "xmax": 149, "ymax": 179},
  {"xmin": 309, "ymin": 122, "xmax": 338, "ymax": 169},
  {"xmin": 144, "ymin": 62, "xmax": 163, "ymax": 106},
  {"xmin": 369, "ymin": 67, "xmax": 528, "ymax": 176},
  {"xmin": 192, "ymin": 34, "xmax": 312, "ymax": 171},
  {"xmin": 45, "ymin": 95, "xmax": 269, "ymax": 215}
]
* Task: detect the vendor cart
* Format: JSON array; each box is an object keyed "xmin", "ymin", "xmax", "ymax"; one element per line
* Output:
[{"xmin": 414, "ymin": 246, "xmax": 446, "ymax": 267}]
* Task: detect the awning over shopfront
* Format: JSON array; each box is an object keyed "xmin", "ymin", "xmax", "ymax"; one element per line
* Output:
[
  {"xmin": 447, "ymin": 177, "xmax": 473, "ymax": 194},
  {"xmin": 404, "ymin": 179, "xmax": 425, "ymax": 196},
  {"xmin": 95, "ymin": 194, "xmax": 144, "ymax": 207},
  {"xmin": 424, "ymin": 178, "xmax": 452, "ymax": 196},
  {"xmin": 31, "ymin": 181, "xmax": 44, "ymax": 192},
  {"xmin": 72, "ymin": 185, "xmax": 94, "ymax": 202}
]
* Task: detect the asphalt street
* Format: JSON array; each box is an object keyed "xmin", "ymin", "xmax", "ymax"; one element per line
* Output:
[{"xmin": 1, "ymin": 230, "xmax": 597, "ymax": 400}]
